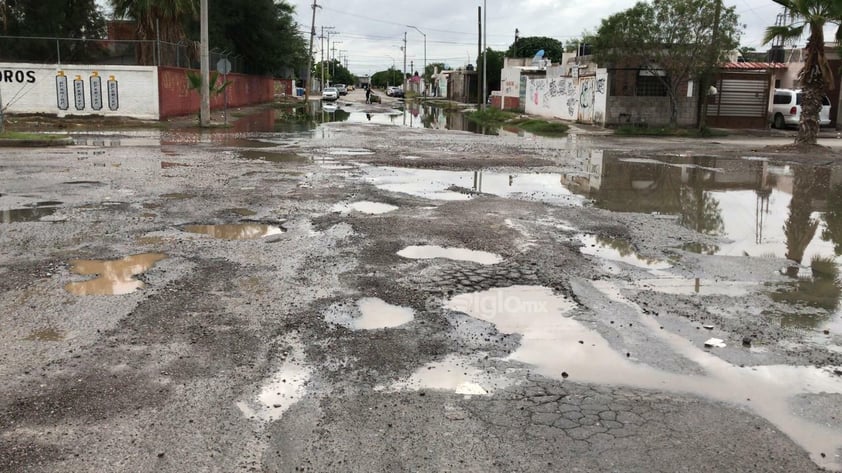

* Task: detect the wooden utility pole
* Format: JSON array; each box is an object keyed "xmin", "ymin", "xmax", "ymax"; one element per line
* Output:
[
  {"xmin": 305, "ymin": 0, "xmax": 318, "ymax": 103},
  {"xmin": 477, "ymin": 6, "xmax": 481, "ymax": 106},
  {"xmin": 698, "ymin": 0, "xmax": 722, "ymax": 131}
]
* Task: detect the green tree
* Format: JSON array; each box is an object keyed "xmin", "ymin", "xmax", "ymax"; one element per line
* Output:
[
  {"xmin": 592, "ymin": 0, "xmax": 741, "ymax": 127},
  {"xmin": 110, "ymin": 0, "xmax": 197, "ymax": 65},
  {"xmin": 371, "ymin": 67, "xmax": 403, "ymax": 88},
  {"xmin": 477, "ymin": 48, "xmax": 504, "ymax": 96},
  {"xmin": 203, "ymin": 0, "xmax": 306, "ymax": 76},
  {"xmin": 506, "ymin": 36, "xmax": 564, "ymax": 62},
  {"xmin": 764, "ymin": 0, "xmax": 842, "ymax": 145},
  {"xmin": 1, "ymin": 0, "xmax": 106, "ymax": 62}
]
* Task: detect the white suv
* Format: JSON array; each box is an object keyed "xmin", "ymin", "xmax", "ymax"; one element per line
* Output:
[{"xmin": 770, "ymin": 88, "xmax": 831, "ymax": 129}]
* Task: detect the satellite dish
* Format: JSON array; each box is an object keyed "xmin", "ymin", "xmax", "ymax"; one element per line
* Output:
[{"xmin": 532, "ymin": 49, "xmax": 545, "ymax": 65}]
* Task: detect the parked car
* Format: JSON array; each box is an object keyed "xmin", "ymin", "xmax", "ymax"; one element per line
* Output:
[
  {"xmin": 334, "ymin": 84, "xmax": 347, "ymax": 95},
  {"xmin": 770, "ymin": 88, "xmax": 831, "ymax": 129},
  {"xmin": 322, "ymin": 87, "xmax": 339, "ymax": 101}
]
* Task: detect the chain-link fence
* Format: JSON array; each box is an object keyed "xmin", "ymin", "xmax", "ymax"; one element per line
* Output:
[{"xmin": 0, "ymin": 36, "xmax": 245, "ymax": 73}]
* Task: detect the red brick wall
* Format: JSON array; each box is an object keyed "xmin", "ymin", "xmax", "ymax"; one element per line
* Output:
[
  {"xmin": 490, "ymin": 96, "xmax": 520, "ymax": 110},
  {"xmin": 157, "ymin": 67, "xmax": 274, "ymax": 119}
]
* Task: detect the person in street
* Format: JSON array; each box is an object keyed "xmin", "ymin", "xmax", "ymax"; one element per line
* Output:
[{"xmin": 365, "ymin": 86, "xmax": 372, "ymax": 104}]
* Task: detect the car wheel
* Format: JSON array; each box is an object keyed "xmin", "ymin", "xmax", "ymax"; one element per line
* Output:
[{"xmin": 773, "ymin": 114, "xmax": 785, "ymax": 129}]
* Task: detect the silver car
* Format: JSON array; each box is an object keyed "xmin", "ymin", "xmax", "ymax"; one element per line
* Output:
[{"xmin": 322, "ymin": 87, "xmax": 339, "ymax": 101}]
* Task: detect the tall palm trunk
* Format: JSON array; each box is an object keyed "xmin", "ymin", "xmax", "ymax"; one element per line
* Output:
[{"xmin": 797, "ymin": 28, "xmax": 828, "ymax": 145}]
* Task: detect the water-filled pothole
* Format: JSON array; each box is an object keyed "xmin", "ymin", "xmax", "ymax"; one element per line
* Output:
[
  {"xmin": 578, "ymin": 234, "xmax": 671, "ymax": 272},
  {"xmin": 182, "ymin": 224, "xmax": 284, "ymax": 240},
  {"xmin": 332, "ymin": 201, "xmax": 398, "ymax": 215},
  {"xmin": 65, "ymin": 253, "xmax": 167, "ymax": 295},
  {"xmin": 1, "ymin": 207, "xmax": 58, "ymax": 223},
  {"xmin": 25, "ymin": 328, "xmax": 65, "ymax": 341},
  {"xmin": 238, "ymin": 149, "xmax": 310, "ymax": 163},
  {"xmin": 398, "ymin": 245, "xmax": 502, "ymax": 265}
]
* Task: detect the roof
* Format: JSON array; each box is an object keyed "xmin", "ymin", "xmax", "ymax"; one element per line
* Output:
[{"xmin": 721, "ymin": 62, "xmax": 788, "ymax": 70}]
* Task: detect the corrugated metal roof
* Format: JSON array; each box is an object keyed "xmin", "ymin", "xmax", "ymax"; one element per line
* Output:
[{"xmin": 721, "ymin": 62, "xmax": 788, "ymax": 70}]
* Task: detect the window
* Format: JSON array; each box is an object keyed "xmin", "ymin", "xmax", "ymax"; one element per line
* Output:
[
  {"xmin": 773, "ymin": 93, "xmax": 791, "ymax": 105},
  {"xmin": 636, "ymin": 75, "xmax": 668, "ymax": 96}
]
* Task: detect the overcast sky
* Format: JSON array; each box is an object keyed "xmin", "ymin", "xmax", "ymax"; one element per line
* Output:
[{"xmin": 287, "ymin": 0, "xmax": 790, "ymax": 76}]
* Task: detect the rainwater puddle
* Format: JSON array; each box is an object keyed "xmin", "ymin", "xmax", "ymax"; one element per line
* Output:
[
  {"xmin": 328, "ymin": 148, "xmax": 373, "ymax": 156},
  {"xmin": 353, "ymin": 298, "xmax": 414, "ymax": 330},
  {"xmin": 332, "ymin": 201, "xmax": 398, "ymax": 215},
  {"xmin": 446, "ymin": 284, "xmax": 842, "ymax": 469},
  {"xmin": 161, "ymin": 193, "xmax": 194, "ymax": 200},
  {"xmin": 182, "ymin": 224, "xmax": 284, "ymax": 240},
  {"xmin": 238, "ymin": 149, "xmax": 310, "ymax": 163},
  {"xmin": 570, "ymin": 153, "xmax": 842, "ymax": 332},
  {"xmin": 398, "ymin": 245, "xmax": 502, "ymax": 265},
  {"xmin": 363, "ymin": 167, "xmax": 579, "ymax": 204},
  {"xmin": 380, "ymin": 353, "xmax": 512, "ymax": 395},
  {"xmin": 1, "ymin": 207, "xmax": 58, "ymax": 223},
  {"xmin": 64, "ymin": 253, "xmax": 167, "ymax": 296},
  {"xmin": 237, "ymin": 336, "xmax": 311, "ymax": 421},
  {"xmin": 633, "ymin": 278, "xmax": 757, "ymax": 297},
  {"xmin": 578, "ymin": 234, "xmax": 672, "ymax": 272},
  {"xmin": 25, "ymin": 328, "xmax": 65, "ymax": 341}
]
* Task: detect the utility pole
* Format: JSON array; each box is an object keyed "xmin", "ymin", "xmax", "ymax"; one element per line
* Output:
[
  {"xmin": 408, "ymin": 26, "xmax": 426, "ymax": 95},
  {"xmin": 482, "ymin": 0, "xmax": 487, "ymax": 110},
  {"xmin": 403, "ymin": 32, "xmax": 407, "ymax": 92},
  {"xmin": 477, "ymin": 6, "xmax": 482, "ymax": 106},
  {"xmin": 305, "ymin": 0, "xmax": 319, "ymax": 103},
  {"xmin": 698, "ymin": 0, "xmax": 722, "ymax": 131},
  {"xmin": 331, "ymin": 41, "xmax": 342, "ymax": 80},
  {"xmin": 320, "ymin": 26, "xmax": 335, "ymax": 91},
  {"xmin": 200, "ymin": 0, "xmax": 210, "ymax": 126}
]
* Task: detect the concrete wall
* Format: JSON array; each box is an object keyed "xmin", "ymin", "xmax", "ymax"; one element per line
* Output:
[
  {"xmin": 490, "ymin": 95, "xmax": 520, "ymax": 110},
  {"xmin": 500, "ymin": 67, "xmax": 522, "ymax": 98},
  {"xmin": 0, "ymin": 62, "xmax": 159, "ymax": 119},
  {"xmin": 605, "ymin": 96, "xmax": 697, "ymax": 127},
  {"xmin": 523, "ymin": 69, "xmax": 608, "ymax": 125}
]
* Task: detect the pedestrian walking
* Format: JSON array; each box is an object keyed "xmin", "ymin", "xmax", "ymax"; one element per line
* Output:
[{"xmin": 365, "ymin": 86, "xmax": 372, "ymax": 104}]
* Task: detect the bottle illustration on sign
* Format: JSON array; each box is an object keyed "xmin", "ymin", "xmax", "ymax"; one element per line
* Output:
[
  {"xmin": 107, "ymin": 75, "xmax": 119, "ymax": 111},
  {"xmin": 56, "ymin": 71, "xmax": 69, "ymax": 111},
  {"xmin": 73, "ymin": 75, "xmax": 85, "ymax": 110},
  {"xmin": 90, "ymin": 71, "xmax": 103, "ymax": 111}
]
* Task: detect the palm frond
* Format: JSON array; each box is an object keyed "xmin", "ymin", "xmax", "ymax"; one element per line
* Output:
[{"xmin": 763, "ymin": 24, "xmax": 805, "ymax": 45}]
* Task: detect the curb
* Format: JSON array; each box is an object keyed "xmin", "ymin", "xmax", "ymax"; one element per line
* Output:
[{"xmin": 0, "ymin": 137, "xmax": 74, "ymax": 147}]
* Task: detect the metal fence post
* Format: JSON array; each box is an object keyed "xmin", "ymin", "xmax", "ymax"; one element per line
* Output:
[{"xmin": 56, "ymin": 39, "xmax": 61, "ymax": 65}]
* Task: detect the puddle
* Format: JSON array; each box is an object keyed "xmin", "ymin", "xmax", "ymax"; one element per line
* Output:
[
  {"xmin": 1, "ymin": 207, "xmax": 58, "ymax": 223},
  {"xmin": 33, "ymin": 201, "xmax": 63, "ymax": 207},
  {"xmin": 64, "ymin": 253, "xmax": 167, "ymax": 296},
  {"xmin": 182, "ymin": 224, "xmax": 284, "ymax": 240},
  {"xmin": 380, "ymin": 353, "xmax": 512, "ymax": 395},
  {"xmin": 327, "ymin": 148, "xmax": 374, "ymax": 156},
  {"xmin": 238, "ymin": 149, "xmax": 310, "ymax": 163},
  {"xmin": 363, "ymin": 167, "xmax": 580, "ymax": 204},
  {"xmin": 634, "ymin": 278, "xmax": 757, "ymax": 297},
  {"xmin": 354, "ymin": 298, "xmax": 414, "ymax": 329},
  {"xmin": 161, "ymin": 193, "xmax": 194, "ymax": 200},
  {"xmin": 447, "ymin": 284, "xmax": 842, "ymax": 470},
  {"xmin": 398, "ymin": 245, "xmax": 502, "ymax": 265},
  {"xmin": 332, "ymin": 201, "xmax": 398, "ymax": 215},
  {"xmin": 578, "ymin": 234, "xmax": 672, "ymax": 272},
  {"xmin": 62, "ymin": 181, "xmax": 102, "ymax": 185},
  {"xmin": 25, "ymin": 328, "xmax": 65, "ymax": 341},
  {"xmin": 237, "ymin": 336, "xmax": 311, "ymax": 421},
  {"xmin": 310, "ymin": 103, "xmax": 499, "ymax": 135}
]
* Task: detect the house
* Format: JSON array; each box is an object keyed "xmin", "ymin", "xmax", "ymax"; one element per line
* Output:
[{"xmin": 447, "ymin": 66, "xmax": 478, "ymax": 103}]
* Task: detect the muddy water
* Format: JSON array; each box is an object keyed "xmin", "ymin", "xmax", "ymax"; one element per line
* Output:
[
  {"xmin": 182, "ymin": 224, "xmax": 284, "ymax": 240},
  {"xmin": 398, "ymin": 245, "xmax": 503, "ymax": 265},
  {"xmin": 578, "ymin": 234, "xmax": 672, "ymax": 273},
  {"xmin": 353, "ymin": 298, "xmax": 414, "ymax": 330},
  {"xmin": 446, "ymin": 285, "xmax": 842, "ymax": 470},
  {"xmin": 65, "ymin": 253, "xmax": 167, "ymax": 296},
  {"xmin": 364, "ymin": 167, "xmax": 580, "ymax": 204},
  {"xmin": 1, "ymin": 207, "xmax": 58, "ymax": 223},
  {"xmin": 567, "ymin": 153, "xmax": 842, "ymax": 332},
  {"xmin": 25, "ymin": 328, "xmax": 65, "ymax": 341}
]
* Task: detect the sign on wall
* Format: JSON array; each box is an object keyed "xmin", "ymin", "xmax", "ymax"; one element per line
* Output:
[{"xmin": 0, "ymin": 63, "xmax": 156, "ymax": 119}]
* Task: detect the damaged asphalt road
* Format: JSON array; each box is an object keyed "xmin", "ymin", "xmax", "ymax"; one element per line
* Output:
[{"xmin": 1, "ymin": 101, "xmax": 842, "ymax": 472}]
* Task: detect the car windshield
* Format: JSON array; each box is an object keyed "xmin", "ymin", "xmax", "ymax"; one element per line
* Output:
[{"xmin": 325, "ymin": 88, "xmax": 337, "ymax": 92}]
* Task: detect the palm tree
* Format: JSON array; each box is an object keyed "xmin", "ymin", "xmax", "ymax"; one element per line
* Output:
[
  {"xmin": 763, "ymin": 0, "xmax": 842, "ymax": 145},
  {"xmin": 110, "ymin": 0, "xmax": 197, "ymax": 65}
]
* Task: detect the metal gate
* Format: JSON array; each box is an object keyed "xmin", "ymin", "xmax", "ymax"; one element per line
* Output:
[{"xmin": 707, "ymin": 71, "xmax": 771, "ymax": 129}]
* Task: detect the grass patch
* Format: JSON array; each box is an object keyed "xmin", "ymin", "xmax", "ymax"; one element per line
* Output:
[
  {"xmin": 466, "ymin": 108, "xmax": 517, "ymax": 126},
  {"xmin": 614, "ymin": 125, "xmax": 728, "ymax": 137},
  {"xmin": 0, "ymin": 131, "xmax": 69, "ymax": 140}
]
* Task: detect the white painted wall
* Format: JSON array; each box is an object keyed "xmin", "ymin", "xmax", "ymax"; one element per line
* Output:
[
  {"xmin": 524, "ymin": 69, "xmax": 608, "ymax": 125},
  {"xmin": 0, "ymin": 63, "xmax": 159, "ymax": 119},
  {"xmin": 500, "ymin": 67, "xmax": 522, "ymax": 97}
]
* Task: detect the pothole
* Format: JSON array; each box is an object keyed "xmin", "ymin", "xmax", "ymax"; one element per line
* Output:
[
  {"xmin": 398, "ymin": 245, "xmax": 502, "ymax": 265},
  {"xmin": 64, "ymin": 253, "xmax": 167, "ymax": 295},
  {"xmin": 181, "ymin": 224, "xmax": 284, "ymax": 240},
  {"xmin": 332, "ymin": 201, "xmax": 398, "ymax": 215}
]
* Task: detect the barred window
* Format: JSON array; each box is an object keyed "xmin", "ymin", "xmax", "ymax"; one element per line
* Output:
[{"xmin": 636, "ymin": 75, "xmax": 668, "ymax": 96}]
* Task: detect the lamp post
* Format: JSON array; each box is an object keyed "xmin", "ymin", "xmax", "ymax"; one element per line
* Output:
[{"xmin": 408, "ymin": 25, "xmax": 426, "ymax": 95}]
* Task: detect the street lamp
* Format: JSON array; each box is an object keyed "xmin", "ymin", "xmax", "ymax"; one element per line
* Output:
[{"xmin": 408, "ymin": 25, "xmax": 426, "ymax": 95}]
